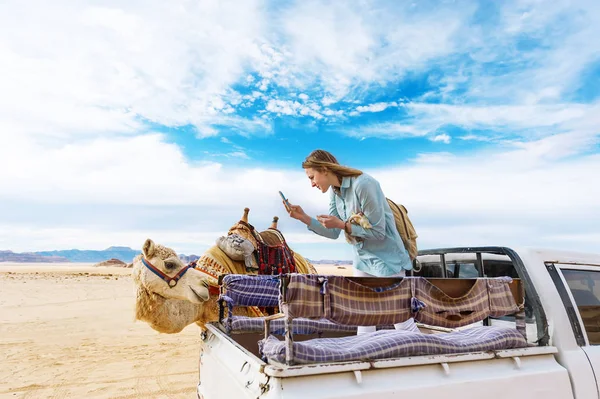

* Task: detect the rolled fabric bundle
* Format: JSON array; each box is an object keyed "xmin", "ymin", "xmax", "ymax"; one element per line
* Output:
[{"xmin": 216, "ymin": 233, "xmax": 255, "ymax": 261}]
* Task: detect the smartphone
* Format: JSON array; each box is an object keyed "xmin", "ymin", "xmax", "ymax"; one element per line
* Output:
[{"xmin": 279, "ymin": 191, "xmax": 291, "ymax": 209}]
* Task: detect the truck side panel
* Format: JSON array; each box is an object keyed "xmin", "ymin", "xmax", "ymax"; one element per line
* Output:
[
  {"xmin": 267, "ymin": 354, "xmax": 572, "ymax": 399},
  {"xmin": 198, "ymin": 326, "xmax": 574, "ymax": 399},
  {"xmin": 199, "ymin": 329, "xmax": 270, "ymax": 399}
]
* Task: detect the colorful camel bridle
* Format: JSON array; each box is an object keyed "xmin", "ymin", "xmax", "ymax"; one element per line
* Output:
[{"xmin": 142, "ymin": 257, "xmax": 193, "ymax": 288}]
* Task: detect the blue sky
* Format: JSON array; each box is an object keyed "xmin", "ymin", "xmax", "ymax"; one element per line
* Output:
[{"xmin": 0, "ymin": 0, "xmax": 599, "ymax": 260}]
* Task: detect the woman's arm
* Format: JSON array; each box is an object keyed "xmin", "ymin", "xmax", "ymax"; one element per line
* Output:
[
  {"xmin": 349, "ymin": 177, "xmax": 386, "ymax": 240},
  {"xmin": 305, "ymin": 192, "xmax": 342, "ymax": 239}
]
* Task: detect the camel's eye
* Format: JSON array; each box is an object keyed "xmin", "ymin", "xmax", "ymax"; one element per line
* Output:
[{"xmin": 164, "ymin": 260, "xmax": 177, "ymax": 270}]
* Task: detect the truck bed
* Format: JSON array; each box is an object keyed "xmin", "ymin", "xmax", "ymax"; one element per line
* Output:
[{"xmin": 198, "ymin": 323, "xmax": 573, "ymax": 399}]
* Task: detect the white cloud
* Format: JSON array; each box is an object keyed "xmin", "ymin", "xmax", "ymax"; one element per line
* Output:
[
  {"xmin": 0, "ymin": 0, "xmax": 270, "ymax": 141},
  {"xmin": 228, "ymin": 151, "xmax": 250, "ymax": 159},
  {"xmin": 431, "ymin": 134, "xmax": 451, "ymax": 144},
  {"xmin": 504, "ymin": 131, "xmax": 599, "ymax": 162},
  {"xmin": 0, "ymin": 134, "xmax": 276, "ymax": 206},
  {"xmin": 0, "ymin": 130, "xmax": 346, "ymax": 254},
  {"xmin": 500, "ymin": 0, "xmax": 573, "ymax": 35},
  {"xmin": 353, "ymin": 102, "xmax": 398, "ymax": 115},
  {"xmin": 256, "ymin": 1, "xmax": 469, "ymax": 102},
  {"xmin": 321, "ymin": 97, "xmax": 337, "ymax": 106},
  {"xmin": 1, "ymin": 130, "xmax": 599, "ymax": 256},
  {"xmin": 265, "ymin": 99, "xmax": 323, "ymax": 119},
  {"xmin": 435, "ymin": 0, "xmax": 600, "ymax": 103},
  {"xmin": 459, "ymin": 135, "xmax": 494, "ymax": 142},
  {"xmin": 343, "ymin": 102, "xmax": 600, "ymax": 151},
  {"xmin": 192, "ymin": 115, "xmax": 273, "ymax": 138},
  {"xmin": 403, "ymin": 102, "xmax": 594, "ymax": 131},
  {"xmin": 2, "ymin": 0, "xmax": 598, "ymax": 138},
  {"xmin": 373, "ymin": 150, "xmax": 600, "ymax": 254},
  {"xmin": 342, "ymin": 122, "xmax": 429, "ymax": 139},
  {"xmin": 413, "ymin": 152, "xmax": 457, "ymax": 164}
]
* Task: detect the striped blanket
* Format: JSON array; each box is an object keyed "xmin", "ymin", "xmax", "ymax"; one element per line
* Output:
[
  {"xmin": 220, "ymin": 274, "xmax": 280, "ymax": 308},
  {"xmin": 219, "ymin": 274, "xmax": 281, "ymax": 332},
  {"xmin": 282, "ymin": 275, "xmax": 520, "ymax": 328},
  {"xmin": 259, "ymin": 326, "xmax": 528, "ymax": 365},
  {"xmin": 226, "ymin": 316, "xmax": 357, "ymax": 335},
  {"xmin": 220, "ymin": 274, "xmax": 521, "ymax": 333}
]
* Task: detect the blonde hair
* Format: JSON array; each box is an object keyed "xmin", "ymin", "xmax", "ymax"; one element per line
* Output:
[{"xmin": 302, "ymin": 150, "xmax": 363, "ymax": 182}]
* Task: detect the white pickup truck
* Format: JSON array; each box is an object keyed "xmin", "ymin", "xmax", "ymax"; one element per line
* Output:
[{"xmin": 197, "ymin": 246, "xmax": 600, "ymax": 399}]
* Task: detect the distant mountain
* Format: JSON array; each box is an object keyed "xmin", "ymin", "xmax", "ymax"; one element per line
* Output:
[
  {"xmin": 179, "ymin": 254, "xmax": 200, "ymax": 264},
  {"xmin": 0, "ymin": 250, "xmax": 69, "ymax": 263},
  {"xmin": 0, "ymin": 247, "xmax": 140, "ymax": 263},
  {"xmin": 307, "ymin": 259, "xmax": 353, "ymax": 265},
  {"xmin": 104, "ymin": 246, "xmax": 134, "ymax": 251},
  {"xmin": 34, "ymin": 247, "xmax": 140, "ymax": 263},
  {"xmin": 93, "ymin": 258, "xmax": 128, "ymax": 267},
  {"xmin": 0, "ymin": 247, "xmax": 350, "ymax": 264}
]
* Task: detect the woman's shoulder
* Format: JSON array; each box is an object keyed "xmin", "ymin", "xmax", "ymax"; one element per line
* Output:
[
  {"xmin": 353, "ymin": 173, "xmax": 378, "ymax": 187},
  {"xmin": 351, "ymin": 173, "xmax": 381, "ymax": 194}
]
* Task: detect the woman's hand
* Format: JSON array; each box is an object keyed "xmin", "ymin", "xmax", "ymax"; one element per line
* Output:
[
  {"xmin": 286, "ymin": 203, "xmax": 311, "ymax": 225},
  {"xmin": 316, "ymin": 215, "xmax": 345, "ymax": 230}
]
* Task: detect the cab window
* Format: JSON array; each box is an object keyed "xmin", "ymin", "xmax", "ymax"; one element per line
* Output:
[
  {"xmin": 447, "ymin": 261, "xmax": 479, "ymax": 278},
  {"xmin": 561, "ymin": 269, "xmax": 600, "ymax": 345}
]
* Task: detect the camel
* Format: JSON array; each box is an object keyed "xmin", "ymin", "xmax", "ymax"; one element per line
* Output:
[
  {"xmin": 131, "ymin": 238, "xmax": 212, "ymax": 333},
  {"xmin": 133, "ymin": 208, "xmax": 316, "ymax": 333}
]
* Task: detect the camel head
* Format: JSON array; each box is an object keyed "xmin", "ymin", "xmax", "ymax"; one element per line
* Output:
[{"xmin": 136, "ymin": 238, "xmax": 210, "ymax": 304}]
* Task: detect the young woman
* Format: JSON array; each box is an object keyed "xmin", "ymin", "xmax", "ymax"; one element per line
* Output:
[
  {"xmin": 286, "ymin": 150, "xmax": 414, "ymax": 334},
  {"xmin": 286, "ymin": 149, "xmax": 412, "ymax": 277}
]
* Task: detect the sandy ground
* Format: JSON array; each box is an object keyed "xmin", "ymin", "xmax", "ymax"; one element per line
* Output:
[{"xmin": 0, "ymin": 262, "xmax": 350, "ymax": 399}]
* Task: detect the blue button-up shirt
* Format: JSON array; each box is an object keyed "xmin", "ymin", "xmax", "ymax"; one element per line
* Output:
[{"xmin": 307, "ymin": 173, "xmax": 412, "ymax": 276}]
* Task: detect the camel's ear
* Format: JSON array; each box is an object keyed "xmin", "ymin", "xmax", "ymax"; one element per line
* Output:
[{"xmin": 142, "ymin": 238, "xmax": 156, "ymax": 258}]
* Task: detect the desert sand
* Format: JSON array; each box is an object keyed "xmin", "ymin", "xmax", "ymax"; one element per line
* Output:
[{"xmin": 0, "ymin": 262, "xmax": 350, "ymax": 398}]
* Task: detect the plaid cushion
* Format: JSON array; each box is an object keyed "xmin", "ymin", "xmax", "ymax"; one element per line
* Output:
[
  {"xmin": 282, "ymin": 274, "xmax": 325, "ymax": 319},
  {"xmin": 220, "ymin": 274, "xmax": 280, "ymax": 307},
  {"xmin": 487, "ymin": 277, "xmax": 521, "ymax": 317},
  {"xmin": 220, "ymin": 274, "xmax": 520, "ymax": 337},
  {"xmin": 412, "ymin": 277, "xmax": 520, "ymax": 327},
  {"xmin": 226, "ymin": 316, "xmax": 358, "ymax": 335},
  {"xmin": 412, "ymin": 278, "xmax": 490, "ymax": 328},
  {"xmin": 323, "ymin": 276, "xmax": 412, "ymax": 325},
  {"xmin": 283, "ymin": 274, "xmax": 413, "ymax": 324},
  {"xmin": 283, "ymin": 275, "xmax": 519, "ymax": 329},
  {"xmin": 259, "ymin": 326, "xmax": 528, "ymax": 365}
]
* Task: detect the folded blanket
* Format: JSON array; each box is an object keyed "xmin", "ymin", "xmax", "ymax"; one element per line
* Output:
[
  {"xmin": 226, "ymin": 316, "xmax": 358, "ymax": 335},
  {"xmin": 259, "ymin": 326, "xmax": 527, "ymax": 365}
]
